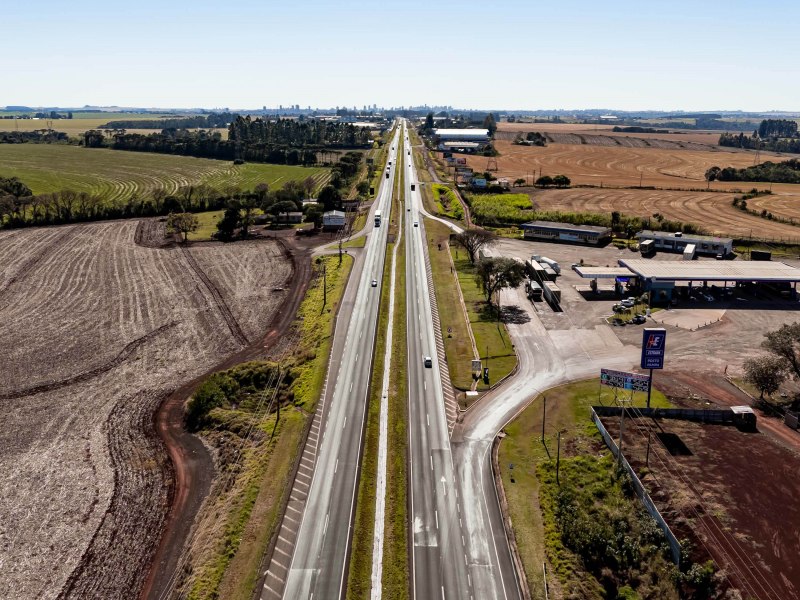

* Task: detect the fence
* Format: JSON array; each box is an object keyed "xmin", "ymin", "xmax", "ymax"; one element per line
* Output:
[
  {"xmin": 590, "ymin": 407, "xmax": 682, "ymax": 567},
  {"xmin": 593, "ymin": 405, "xmax": 736, "ymax": 425}
]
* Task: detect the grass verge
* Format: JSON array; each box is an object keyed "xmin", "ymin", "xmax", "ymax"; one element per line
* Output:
[
  {"xmin": 499, "ymin": 379, "xmax": 673, "ymax": 600},
  {"xmin": 425, "ymin": 218, "xmax": 475, "ymax": 390},
  {"xmin": 182, "ymin": 254, "xmax": 352, "ymax": 599},
  {"xmin": 451, "ymin": 248, "xmax": 516, "ymax": 392},
  {"xmin": 187, "ymin": 209, "xmax": 224, "ymax": 241}
]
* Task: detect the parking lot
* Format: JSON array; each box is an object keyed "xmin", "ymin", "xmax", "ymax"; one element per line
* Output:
[{"xmin": 495, "ymin": 237, "xmax": 800, "ymax": 375}]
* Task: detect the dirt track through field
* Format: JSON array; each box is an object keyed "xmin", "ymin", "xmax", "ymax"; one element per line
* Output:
[
  {"xmin": 180, "ymin": 245, "xmax": 249, "ymax": 346},
  {"xmin": 0, "ymin": 220, "xmax": 292, "ymax": 600}
]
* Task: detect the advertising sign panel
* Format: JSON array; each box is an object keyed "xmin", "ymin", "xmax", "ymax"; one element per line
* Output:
[
  {"xmin": 472, "ymin": 178, "xmax": 487, "ymax": 188},
  {"xmin": 600, "ymin": 368, "xmax": 650, "ymax": 392},
  {"xmin": 641, "ymin": 328, "xmax": 667, "ymax": 369},
  {"xmin": 456, "ymin": 158, "xmax": 467, "ymax": 165}
]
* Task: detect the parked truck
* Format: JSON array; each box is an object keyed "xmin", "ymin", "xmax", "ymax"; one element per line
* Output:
[
  {"xmin": 525, "ymin": 279, "xmax": 543, "ymax": 301},
  {"xmin": 533, "ymin": 255, "xmax": 561, "ymax": 274},
  {"xmin": 543, "ymin": 281, "xmax": 561, "ymax": 305}
]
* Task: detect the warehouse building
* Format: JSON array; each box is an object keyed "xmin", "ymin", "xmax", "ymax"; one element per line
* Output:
[
  {"xmin": 322, "ymin": 210, "xmax": 346, "ymax": 231},
  {"xmin": 636, "ymin": 230, "xmax": 733, "ymax": 257},
  {"xmin": 433, "ymin": 128, "xmax": 490, "ymax": 151},
  {"xmin": 521, "ymin": 221, "xmax": 612, "ymax": 246}
]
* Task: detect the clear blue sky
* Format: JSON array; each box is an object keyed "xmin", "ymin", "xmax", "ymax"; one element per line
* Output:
[{"xmin": 3, "ymin": 0, "xmax": 798, "ymax": 111}]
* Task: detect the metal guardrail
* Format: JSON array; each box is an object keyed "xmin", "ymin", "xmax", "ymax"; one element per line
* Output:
[{"xmin": 591, "ymin": 408, "xmax": 682, "ymax": 566}]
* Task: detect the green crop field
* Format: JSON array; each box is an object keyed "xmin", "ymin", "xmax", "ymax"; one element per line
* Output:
[
  {"xmin": 0, "ymin": 112, "xmax": 183, "ymax": 135},
  {"xmin": 0, "ymin": 144, "xmax": 329, "ymax": 202}
]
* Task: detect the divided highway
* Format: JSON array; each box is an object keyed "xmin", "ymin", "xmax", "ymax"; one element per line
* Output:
[
  {"xmin": 280, "ymin": 127, "xmax": 401, "ymax": 600},
  {"xmin": 403, "ymin": 121, "xmax": 472, "ymax": 600}
]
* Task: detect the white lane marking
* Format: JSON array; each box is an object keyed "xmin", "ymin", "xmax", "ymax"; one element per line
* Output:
[
  {"xmin": 334, "ymin": 459, "xmax": 339, "ymax": 474},
  {"xmin": 424, "ymin": 381, "xmax": 427, "ymax": 390},
  {"xmin": 430, "ymin": 455, "xmax": 433, "ymax": 471},
  {"xmin": 323, "ymin": 513, "xmax": 329, "ymax": 535},
  {"xmin": 427, "ymin": 413, "xmax": 429, "ymax": 427},
  {"xmin": 343, "ymin": 417, "xmax": 347, "ymax": 428},
  {"xmin": 435, "ymin": 509, "xmax": 439, "ymax": 529},
  {"xmin": 349, "ymin": 382, "xmax": 353, "ymax": 392},
  {"xmin": 355, "ymin": 353, "xmax": 359, "ymax": 362}
]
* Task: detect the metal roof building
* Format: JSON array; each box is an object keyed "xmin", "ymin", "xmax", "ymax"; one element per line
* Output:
[
  {"xmin": 433, "ymin": 128, "xmax": 490, "ymax": 141},
  {"xmin": 521, "ymin": 221, "xmax": 612, "ymax": 246},
  {"xmin": 618, "ymin": 259, "xmax": 800, "ymax": 283},
  {"xmin": 636, "ymin": 230, "xmax": 733, "ymax": 257}
]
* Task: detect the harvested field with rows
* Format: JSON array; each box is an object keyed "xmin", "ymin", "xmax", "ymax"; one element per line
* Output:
[
  {"xmin": 465, "ymin": 139, "xmax": 783, "ymax": 189},
  {"xmin": 532, "ymin": 187, "xmax": 800, "ymax": 241},
  {"xmin": 0, "ymin": 220, "xmax": 292, "ymax": 599},
  {"xmin": 496, "ymin": 121, "xmax": 724, "ymax": 146},
  {"xmin": 0, "ymin": 144, "xmax": 328, "ymax": 202}
]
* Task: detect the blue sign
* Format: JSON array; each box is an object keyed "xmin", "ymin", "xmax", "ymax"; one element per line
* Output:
[{"xmin": 641, "ymin": 328, "xmax": 666, "ymax": 370}]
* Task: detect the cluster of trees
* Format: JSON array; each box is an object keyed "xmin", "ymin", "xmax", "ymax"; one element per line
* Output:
[
  {"xmin": 185, "ymin": 361, "xmax": 294, "ymax": 431},
  {"xmin": 705, "ymin": 159, "xmax": 800, "ymax": 184},
  {"xmin": 612, "ymin": 126, "xmax": 669, "ymax": 134},
  {"xmin": 0, "ymin": 130, "xmax": 70, "ymax": 144},
  {"xmin": 513, "ymin": 131, "xmax": 547, "ymax": 146},
  {"xmin": 228, "ymin": 116, "xmax": 372, "ymax": 148},
  {"xmin": 743, "ymin": 322, "xmax": 800, "ymax": 409},
  {"xmin": 535, "ymin": 174, "xmax": 571, "ymax": 188},
  {"xmin": 82, "ymin": 117, "xmax": 371, "ymax": 166},
  {"xmin": 451, "ymin": 229, "xmax": 526, "ymax": 311},
  {"xmin": 758, "ymin": 119, "xmax": 798, "ymax": 139},
  {"xmin": 100, "ymin": 112, "xmax": 236, "ymax": 130},
  {"xmin": 719, "ymin": 120, "xmax": 800, "ymax": 154}
]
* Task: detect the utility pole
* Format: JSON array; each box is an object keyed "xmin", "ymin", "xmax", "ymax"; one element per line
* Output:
[
  {"xmin": 646, "ymin": 429, "xmax": 652, "ymax": 467},
  {"xmin": 618, "ymin": 399, "xmax": 630, "ymax": 466},
  {"xmin": 322, "ymin": 263, "xmax": 327, "ymax": 307},
  {"xmin": 541, "ymin": 396, "xmax": 547, "ymax": 443},
  {"xmin": 556, "ymin": 430, "xmax": 562, "ymax": 485}
]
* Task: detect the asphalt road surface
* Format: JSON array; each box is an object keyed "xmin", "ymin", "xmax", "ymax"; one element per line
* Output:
[
  {"xmin": 403, "ymin": 122, "xmax": 472, "ymax": 600},
  {"xmin": 280, "ymin": 127, "xmax": 400, "ymax": 600}
]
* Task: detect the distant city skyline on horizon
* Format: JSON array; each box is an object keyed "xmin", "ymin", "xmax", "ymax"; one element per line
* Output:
[{"xmin": 3, "ymin": 0, "xmax": 799, "ymax": 112}]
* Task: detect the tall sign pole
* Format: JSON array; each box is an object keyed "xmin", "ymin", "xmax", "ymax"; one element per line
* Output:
[{"xmin": 641, "ymin": 328, "xmax": 667, "ymax": 408}]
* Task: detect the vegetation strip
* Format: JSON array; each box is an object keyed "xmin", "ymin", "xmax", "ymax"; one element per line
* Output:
[
  {"xmin": 496, "ymin": 379, "xmax": 728, "ymax": 600},
  {"xmin": 180, "ymin": 255, "xmax": 352, "ymax": 599}
]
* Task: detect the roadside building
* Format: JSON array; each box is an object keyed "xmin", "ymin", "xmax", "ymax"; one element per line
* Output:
[
  {"xmin": 636, "ymin": 230, "xmax": 733, "ymax": 258},
  {"xmin": 322, "ymin": 210, "xmax": 346, "ymax": 231},
  {"xmin": 278, "ymin": 211, "xmax": 304, "ymax": 224},
  {"xmin": 521, "ymin": 221, "xmax": 612, "ymax": 246},
  {"xmin": 433, "ymin": 128, "xmax": 490, "ymax": 152}
]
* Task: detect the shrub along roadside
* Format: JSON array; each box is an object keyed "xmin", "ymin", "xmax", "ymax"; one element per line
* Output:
[
  {"xmin": 180, "ymin": 255, "xmax": 353, "ymax": 599},
  {"xmin": 499, "ymin": 379, "xmax": 717, "ymax": 600}
]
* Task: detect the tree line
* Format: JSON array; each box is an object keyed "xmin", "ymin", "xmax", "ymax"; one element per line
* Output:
[
  {"xmin": 718, "ymin": 119, "xmax": 800, "ymax": 154},
  {"xmin": 81, "ymin": 116, "xmax": 373, "ymax": 165},
  {"xmin": 0, "ymin": 130, "xmax": 70, "ymax": 143},
  {"xmin": 705, "ymin": 159, "xmax": 800, "ymax": 184},
  {"xmin": 0, "ymin": 152, "xmax": 363, "ymax": 230},
  {"xmin": 100, "ymin": 112, "xmax": 236, "ymax": 130}
]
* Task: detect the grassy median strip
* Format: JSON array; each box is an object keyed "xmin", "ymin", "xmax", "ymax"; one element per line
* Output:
[
  {"xmin": 346, "ymin": 134, "xmax": 403, "ymax": 598},
  {"xmin": 383, "ymin": 219, "xmax": 409, "ymax": 599},
  {"xmin": 498, "ymin": 380, "xmax": 671, "ymax": 600},
  {"xmin": 184, "ymin": 254, "xmax": 352, "ymax": 600}
]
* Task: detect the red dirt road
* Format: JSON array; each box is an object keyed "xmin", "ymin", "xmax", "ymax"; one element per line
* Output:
[{"xmin": 140, "ymin": 232, "xmax": 315, "ymax": 600}]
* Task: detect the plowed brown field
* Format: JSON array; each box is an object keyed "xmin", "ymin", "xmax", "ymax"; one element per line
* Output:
[
  {"xmin": 466, "ymin": 139, "xmax": 782, "ymax": 189},
  {"xmin": 0, "ymin": 221, "xmax": 291, "ymax": 599}
]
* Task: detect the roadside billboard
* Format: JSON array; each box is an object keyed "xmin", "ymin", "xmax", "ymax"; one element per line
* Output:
[
  {"xmin": 641, "ymin": 328, "xmax": 667, "ymax": 369},
  {"xmin": 456, "ymin": 158, "xmax": 467, "ymax": 165},
  {"xmin": 472, "ymin": 178, "xmax": 487, "ymax": 188},
  {"xmin": 600, "ymin": 368, "xmax": 650, "ymax": 392}
]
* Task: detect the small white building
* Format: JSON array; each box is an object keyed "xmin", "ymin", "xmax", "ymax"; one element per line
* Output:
[{"xmin": 323, "ymin": 210, "xmax": 346, "ymax": 230}]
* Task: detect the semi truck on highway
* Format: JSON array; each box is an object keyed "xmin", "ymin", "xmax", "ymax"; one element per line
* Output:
[{"xmin": 374, "ymin": 210, "xmax": 382, "ymax": 227}]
